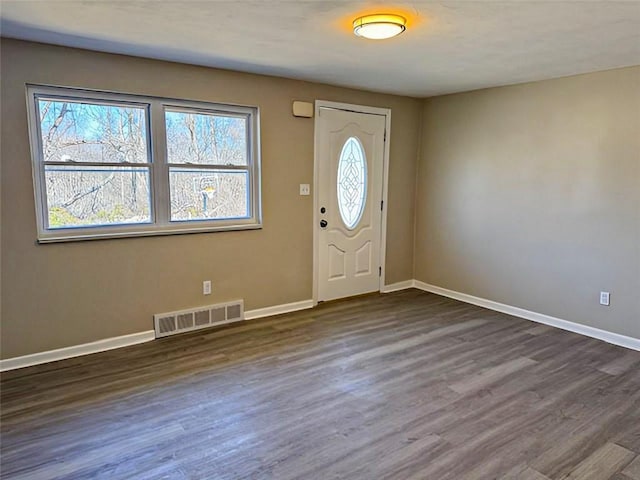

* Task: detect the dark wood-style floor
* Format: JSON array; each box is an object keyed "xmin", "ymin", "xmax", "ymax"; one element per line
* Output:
[{"xmin": 1, "ymin": 289, "xmax": 639, "ymax": 480}]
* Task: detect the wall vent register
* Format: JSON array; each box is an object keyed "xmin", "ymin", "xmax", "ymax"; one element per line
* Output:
[{"xmin": 154, "ymin": 300, "xmax": 244, "ymax": 338}]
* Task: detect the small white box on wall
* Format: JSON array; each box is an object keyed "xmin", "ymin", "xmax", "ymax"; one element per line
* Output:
[{"xmin": 292, "ymin": 101, "xmax": 314, "ymax": 118}]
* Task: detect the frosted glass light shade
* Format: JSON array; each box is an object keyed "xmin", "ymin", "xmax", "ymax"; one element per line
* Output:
[{"xmin": 353, "ymin": 14, "xmax": 406, "ymax": 40}]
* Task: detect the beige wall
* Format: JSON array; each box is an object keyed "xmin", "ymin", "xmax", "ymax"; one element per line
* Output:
[
  {"xmin": 0, "ymin": 39, "xmax": 421, "ymax": 359},
  {"xmin": 2, "ymin": 38, "xmax": 637, "ymax": 361},
  {"xmin": 415, "ymin": 66, "xmax": 640, "ymax": 339}
]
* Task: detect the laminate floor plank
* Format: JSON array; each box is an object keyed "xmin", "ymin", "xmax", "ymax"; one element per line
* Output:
[
  {"xmin": 1, "ymin": 289, "xmax": 639, "ymax": 479},
  {"xmin": 598, "ymin": 351, "xmax": 640, "ymax": 376},
  {"xmin": 499, "ymin": 464, "xmax": 551, "ymax": 480},
  {"xmin": 561, "ymin": 442, "xmax": 635, "ymax": 480},
  {"xmin": 623, "ymin": 456, "xmax": 640, "ymax": 480}
]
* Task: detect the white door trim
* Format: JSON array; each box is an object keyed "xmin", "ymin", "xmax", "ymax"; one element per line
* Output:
[{"xmin": 313, "ymin": 100, "xmax": 391, "ymax": 305}]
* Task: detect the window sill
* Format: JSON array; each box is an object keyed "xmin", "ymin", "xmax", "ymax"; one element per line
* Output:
[{"xmin": 36, "ymin": 223, "xmax": 263, "ymax": 244}]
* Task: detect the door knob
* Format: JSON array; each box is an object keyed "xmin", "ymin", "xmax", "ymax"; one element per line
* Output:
[{"xmin": 320, "ymin": 220, "xmax": 328, "ymax": 228}]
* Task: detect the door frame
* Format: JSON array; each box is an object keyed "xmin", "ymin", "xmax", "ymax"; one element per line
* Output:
[{"xmin": 312, "ymin": 100, "xmax": 391, "ymax": 306}]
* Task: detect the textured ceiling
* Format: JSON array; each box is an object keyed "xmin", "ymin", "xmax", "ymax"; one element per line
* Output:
[{"xmin": 1, "ymin": 1, "xmax": 639, "ymax": 97}]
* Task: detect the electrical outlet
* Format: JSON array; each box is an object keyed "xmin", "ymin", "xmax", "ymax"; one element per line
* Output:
[
  {"xmin": 299, "ymin": 184, "xmax": 310, "ymax": 196},
  {"xmin": 203, "ymin": 280, "xmax": 212, "ymax": 295},
  {"xmin": 599, "ymin": 291, "xmax": 610, "ymax": 306}
]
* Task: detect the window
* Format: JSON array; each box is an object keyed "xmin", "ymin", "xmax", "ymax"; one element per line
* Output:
[{"xmin": 27, "ymin": 85, "xmax": 261, "ymax": 242}]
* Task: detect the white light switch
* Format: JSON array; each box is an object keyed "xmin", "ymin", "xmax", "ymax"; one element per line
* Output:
[
  {"xmin": 299, "ymin": 184, "xmax": 310, "ymax": 196},
  {"xmin": 599, "ymin": 291, "xmax": 610, "ymax": 306}
]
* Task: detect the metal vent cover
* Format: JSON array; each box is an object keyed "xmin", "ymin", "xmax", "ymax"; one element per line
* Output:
[
  {"xmin": 212, "ymin": 307, "xmax": 226, "ymax": 323},
  {"xmin": 157, "ymin": 316, "xmax": 176, "ymax": 335},
  {"xmin": 194, "ymin": 309, "xmax": 210, "ymax": 326},
  {"xmin": 177, "ymin": 313, "xmax": 194, "ymax": 330},
  {"xmin": 154, "ymin": 300, "xmax": 244, "ymax": 338},
  {"xmin": 227, "ymin": 304, "xmax": 242, "ymax": 321}
]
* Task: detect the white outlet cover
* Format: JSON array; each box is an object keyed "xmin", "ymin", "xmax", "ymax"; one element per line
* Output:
[
  {"xmin": 203, "ymin": 281, "xmax": 212, "ymax": 295},
  {"xmin": 600, "ymin": 291, "xmax": 610, "ymax": 306},
  {"xmin": 299, "ymin": 184, "xmax": 310, "ymax": 196}
]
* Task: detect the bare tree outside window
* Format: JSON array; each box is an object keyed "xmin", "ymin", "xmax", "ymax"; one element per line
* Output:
[
  {"xmin": 165, "ymin": 110, "xmax": 250, "ymax": 221},
  {"xmin": 39, "ymin": 99, "xmax": 151, "ymax": 228}
]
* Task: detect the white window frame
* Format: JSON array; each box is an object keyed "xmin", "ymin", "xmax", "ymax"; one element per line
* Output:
[{"xmin": 26, "ymin": 84, "xmax": 262, "ymax": 243}]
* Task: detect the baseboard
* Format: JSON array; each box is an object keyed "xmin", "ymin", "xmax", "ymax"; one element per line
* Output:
[
  {"xmin": 413, "ymin": 280, "xmax": 640, "ymax": 351},
  {"xmin": 0, "ymin": 299, "xmax": 316, "ymax": 372},
  {"xmin": 244, "ymin": 299, "xmax": 314, "ymax": 320},
  {"xmin": 0, "ymin": 330, "xmax": 155, "ymax": 372},
  {"xmin": 381, "ymin": 280, "xmax": 415, "ymax": 293},
  {"xmin": 3, "ymin": 285, "xmax": 636, "ymax": 372}
]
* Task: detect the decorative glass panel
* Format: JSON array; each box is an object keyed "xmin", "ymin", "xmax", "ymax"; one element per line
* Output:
[{"xmin": 337, "ymin": 137, "xmax": 367, "ymax": 230}]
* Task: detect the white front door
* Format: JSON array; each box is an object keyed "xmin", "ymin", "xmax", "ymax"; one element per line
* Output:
[{"xmin": 316, "ymin": 106, "xmax": 386, "ymax": 302}]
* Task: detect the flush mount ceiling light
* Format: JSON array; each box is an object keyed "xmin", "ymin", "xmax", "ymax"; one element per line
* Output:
[{"xmin": 353, "ymin": 14, "xmax": 407, "ymax": 40}]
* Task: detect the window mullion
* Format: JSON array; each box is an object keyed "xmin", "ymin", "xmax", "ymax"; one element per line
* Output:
[{"xmin": 150, "ymin": 100, "xmax": 170, "ymax": 227}]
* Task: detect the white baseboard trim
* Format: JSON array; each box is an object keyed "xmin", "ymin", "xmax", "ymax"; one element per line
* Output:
[
  {"xmin": 244, "ymin": 299, "xmax": 314, "ymax": 320},
  {"xmin": 3, "ymin": 284, "xmax": 636, "ymax": 372},
  {"xmin": 0, "ymin": 299, "xmax": 316, "ymax": 372},
  {"xmin": 0, "ymin": 330, "xmax": 155, "ymax": 372},
  {"xmin": 413, "ymin": 280, "xmax": 640, "ymax": 351},
  {"xmin": 381, "ymin": 280, "xmax": 415, "ymax": 293}
]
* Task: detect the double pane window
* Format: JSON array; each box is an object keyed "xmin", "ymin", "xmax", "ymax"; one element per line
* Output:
[{"xmin": 27, "ymin": 86, "xmax": 261, "ymax": 242}]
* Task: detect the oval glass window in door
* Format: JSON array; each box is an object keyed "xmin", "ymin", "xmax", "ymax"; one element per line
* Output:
[{"xmin": 337, "ymin": 136, "xmax": 367, "ymax": 230}]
